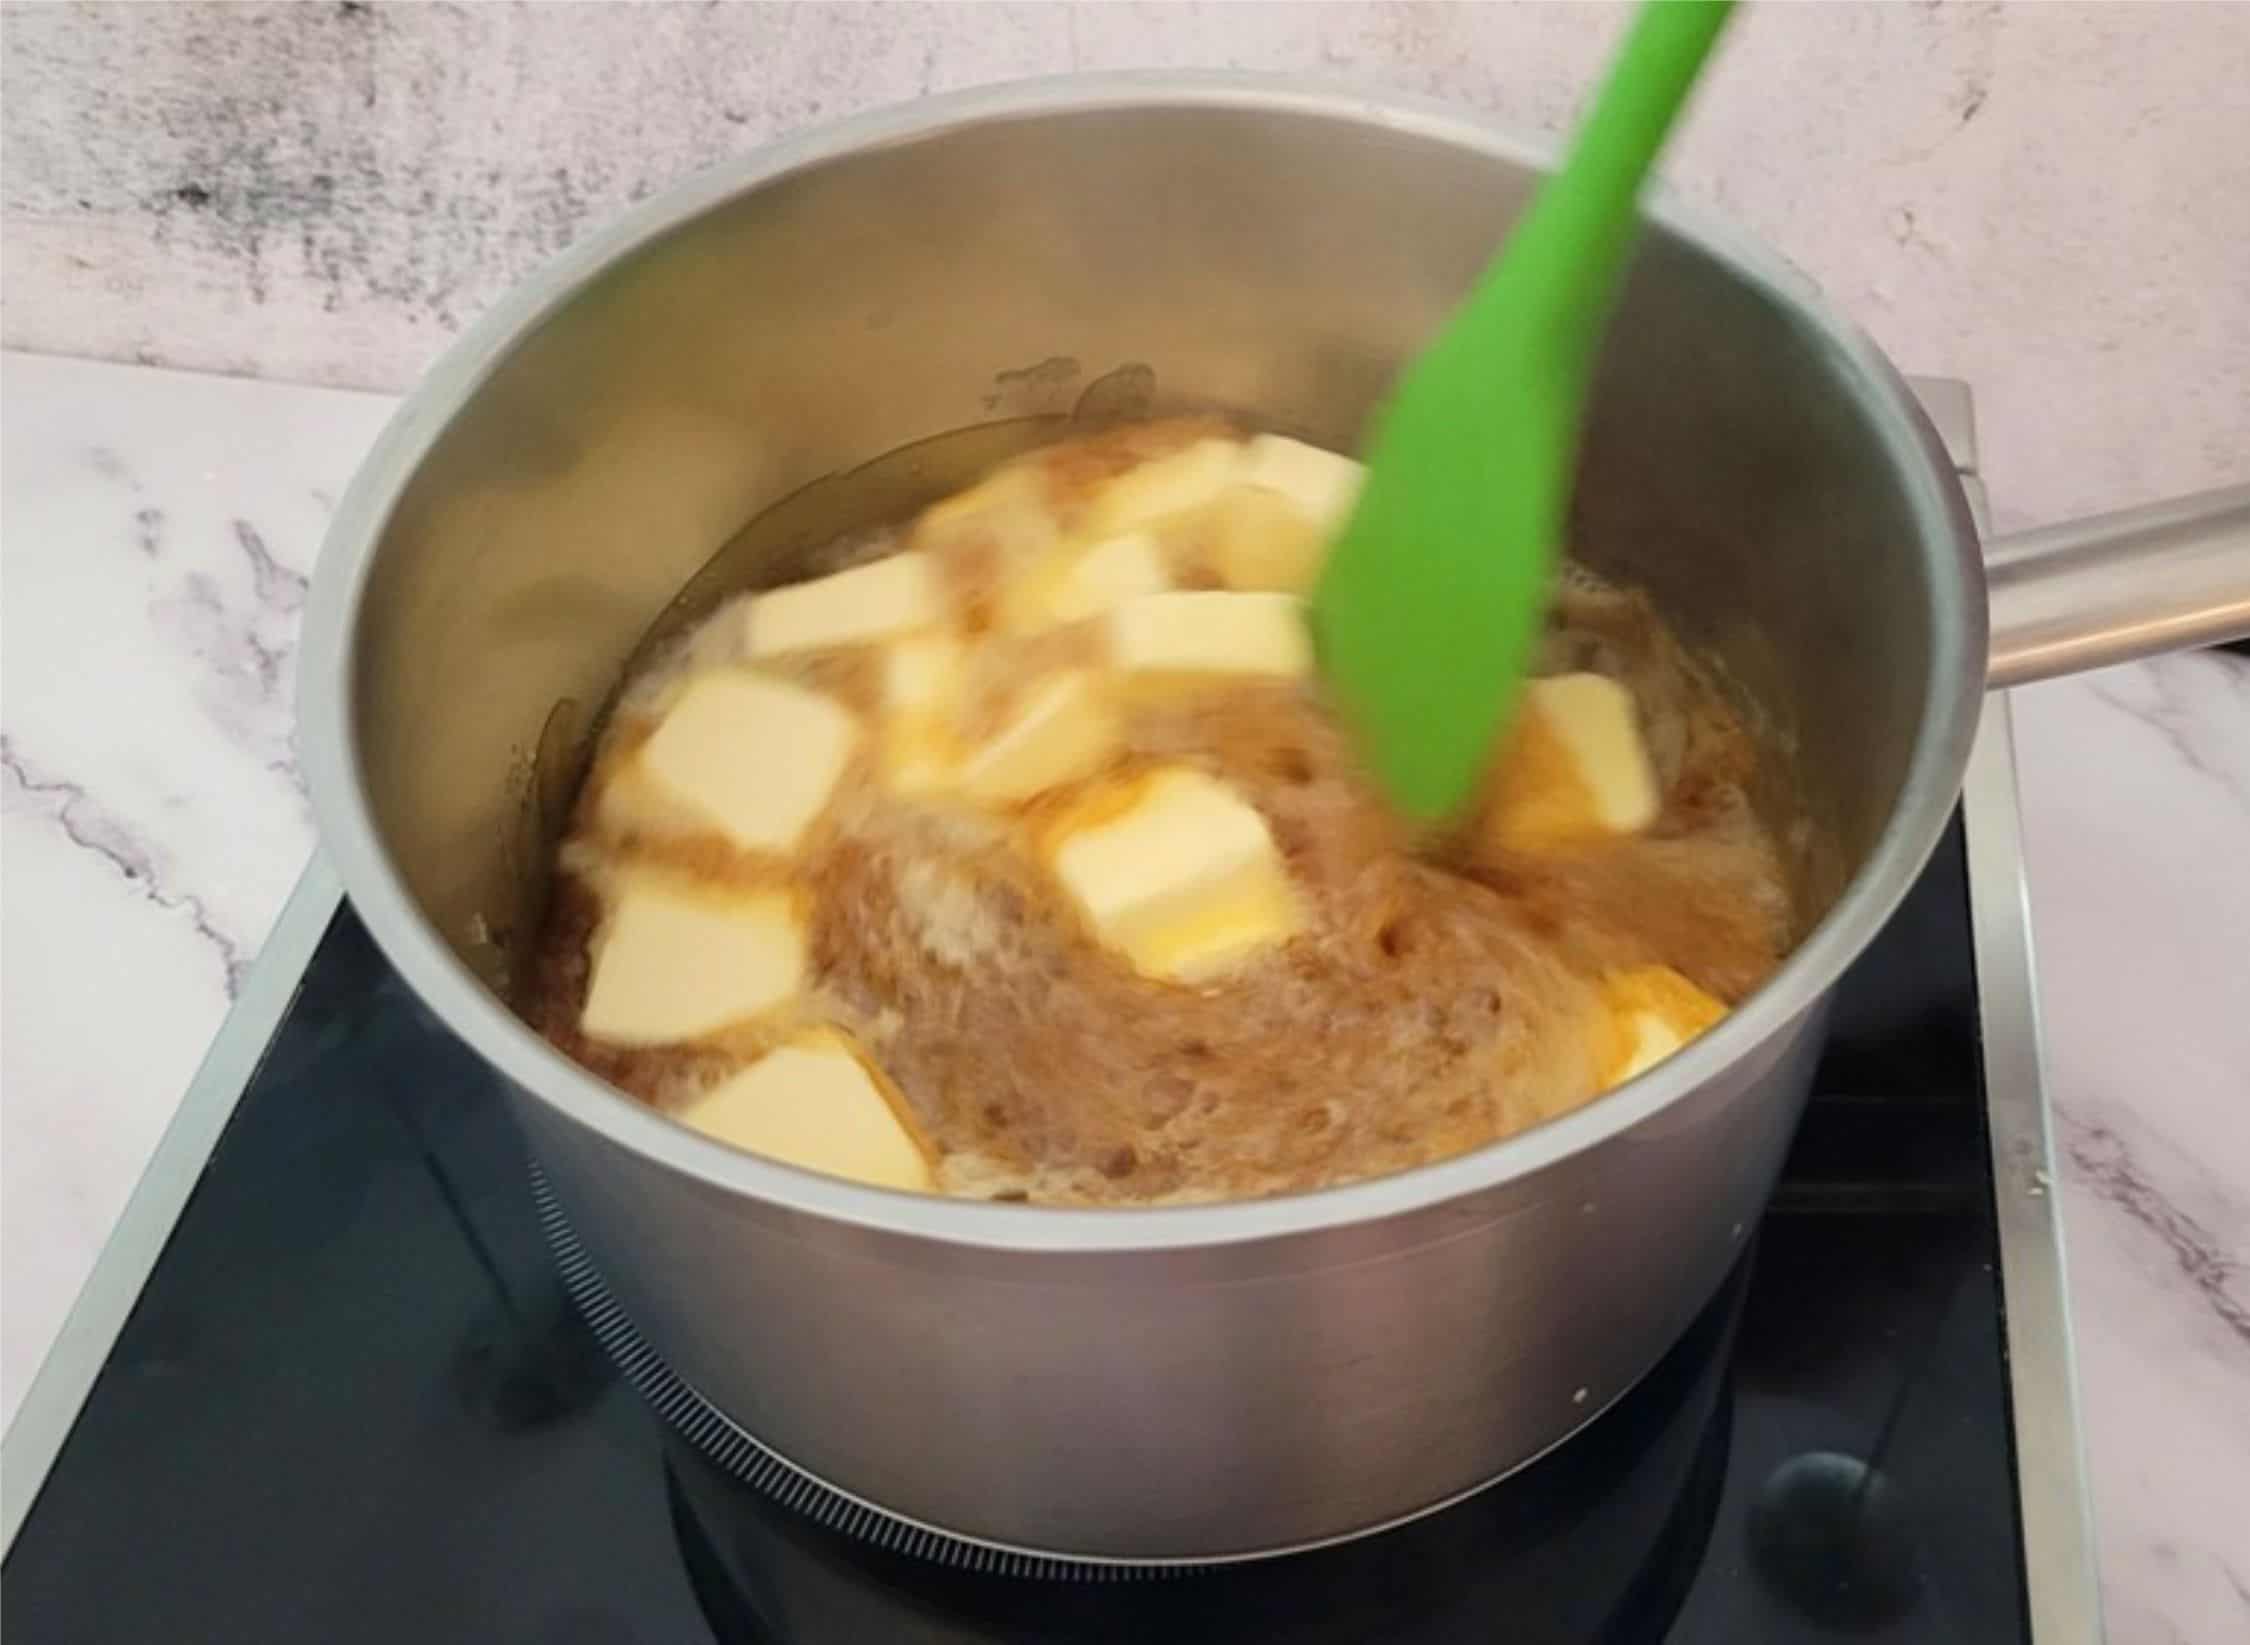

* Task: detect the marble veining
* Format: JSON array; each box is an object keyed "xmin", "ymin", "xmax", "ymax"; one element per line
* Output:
[
  {"xmin": 2014, "ymin": 652, "xmax": 2250, "ymax": 1644},
  {"xmin": 4, "ymin": 3, "xmax": 2247, "ymax": 527},
  {"xmin": 2, "ymin": 352, "xmax": 2246, "ymax": 1640},
  {"xmin": 2081, "ymin": 663, "xmax": 2250, "ymax": 817},
  {"xmin": 1, "ymin": 735, "xmax": 250, "ymax": 996},
  {"xmin": 2067, "ymin": 1115, "xmax": 2248, "ymax": 1352},
  {"xmin": 0, "ymin": 354, "xmax": 394, "ymax": 1440}
]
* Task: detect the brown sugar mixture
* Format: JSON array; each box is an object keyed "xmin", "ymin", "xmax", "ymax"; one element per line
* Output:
[{"xmin": 525, "ymin": 421, "xmax": 1793, "ymax": 1205}]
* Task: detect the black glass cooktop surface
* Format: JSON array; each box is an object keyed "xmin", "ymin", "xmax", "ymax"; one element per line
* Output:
[{"xmin": 4, "ymin": 817, "xmax": 2028, "ymax": 1643}]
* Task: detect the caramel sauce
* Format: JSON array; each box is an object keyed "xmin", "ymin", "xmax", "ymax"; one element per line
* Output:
[{"xmin": 525, "ymin": 423, "xmax": 1791, "ymax": 1204}]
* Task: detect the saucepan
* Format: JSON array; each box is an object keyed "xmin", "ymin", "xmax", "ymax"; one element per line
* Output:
[{"xmin": 298, "ymin": 77, "xmax": 2250, "ymax": 1562}]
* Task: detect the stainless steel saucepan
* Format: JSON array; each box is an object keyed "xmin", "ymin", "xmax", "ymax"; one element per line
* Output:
[{"xmin": 298, "ymin": 77, "xmax": 2250, "ymax": 1563}]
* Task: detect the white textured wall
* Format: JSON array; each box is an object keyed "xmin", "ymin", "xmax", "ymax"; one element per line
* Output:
[{"xmin": 4, "ymin": 1, "xmax": 2246, "ymax": 528}]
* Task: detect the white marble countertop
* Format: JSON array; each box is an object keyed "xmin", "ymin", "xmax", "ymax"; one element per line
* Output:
[{"xmin": 3, "ymin": 350, "xmax": 2244, "ymax": 1638}]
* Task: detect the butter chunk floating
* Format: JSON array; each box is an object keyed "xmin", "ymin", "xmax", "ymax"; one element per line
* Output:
[
  {"xmin": 1596, "ymin": 966, "xmax": 1727, "ymax": 1088},
  {"xmin": 881, "ymin": 633, "xmax": 965, "ymax": 793},
  {"xmin": 680, "ymin": 1032, "xmax": 934, "ymax": 1193},
  {"xmin": 912, "ymin": 464, "xmax": 1058, "ymax": 561},
  {"xmin": 743, "ymin": 550, "xmax": 942, "ymax": 659},
  {"xmin": 1050, "ymin": 767, "xmax": 1303, "ymax": 982},
  {"xmin": 1207, "ymin": 436, "xmax": 1364, "ymax": 593},
  {"xmin": 884, "ymin": 631, "xmax": 964, "ymax": 711},
  {"xmin": 1206, "ymin": 486, "xmax": 1331, "ymax": 595},
  {"xmin": 581, "ymin": 879, "xmax": 803, "ymax": 1046},
  {"xmin": 592, "ymin": 747, "xmax": 698, "ymax": 840},
  {"xmin": 1484, "ymin": 673, "xmax": 1660, "ymax": 851},
  {"xmin": 1240, "ymin": 434, "xmax": 1363, "ymax": 532},
  {"xmin": 1108, "ymin": 591, "xmax": 1313, "ymax": 681},
  {"xmin": 1085, "ymin": 438, "xmax": 1243, "ymax": 535},
  {"xmin": 959, "ymin": 670, "xmax": 1119, "ymax": 805},
  {"xmin": 1004, "ymin": 531, "xmax": 1171, "ymax": 630},
  {"xmin": 641, "ymin": 669, "xmax": 859, "ymax": 853}
]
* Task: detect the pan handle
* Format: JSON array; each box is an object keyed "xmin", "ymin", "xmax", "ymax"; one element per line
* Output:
[{"xmin": 1983, "ymin": 484, "xmax": 2250, "ymax": 687}]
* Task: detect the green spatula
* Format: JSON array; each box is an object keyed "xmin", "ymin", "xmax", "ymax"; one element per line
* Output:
[{"xmin": 1310, "ymin": 0, "xmax": 1737, "ymax": 824}]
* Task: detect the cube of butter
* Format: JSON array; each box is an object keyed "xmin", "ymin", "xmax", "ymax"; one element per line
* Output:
[
  {"xmin": 1049, "ymin": 767, "xmax": 1303, "ymax": 982},
  {"xmin": 878, "ymin": 631, "xmax": 965, "ymax": 793},
  {"xmin": 641, "ymin": 669, "xmax": 859, "ymax": 854},
  {"xmin": 1240, "ymin": 434, "xmax": 1363, "ymax": 533},
  {"xmin": 680, "ymin": 1032, "xmax": 933, "ymax": 1193},
  {"xmin": 884, "ymin": 632, "xmax": 963, "ymax": 712},
  {"xmin": 743, "ymin": 551, "xmax": 941, "ymax": 659},
  {"xmin": 1206, "ymin": 486, "xmax": 1331, "ymax": 595},
  {"xmin": 912, "ymin": 463, "xmax": 1056, "ymax": 554},
  {"xmin": 959, "ymin": 670, "xmax": 1119, "ymax": 805},
  {"xmin": 1484, "ymin": 673, "xmax": 1660, "ymax": 851},
  {"xmin": 580, "ymin": 878, "xmax": 803, "ymax": 1046},
  {"xmin": 1108, "ymin": 591, "xmax": 1313, "ymax": 682},
  {"xmin": 1085, "ymin": 438, "xmax": 1243, "ymax": 535},
  {"xmin": 1595, "ymin": 966, "xmax": 1727, "ymax": 1088},
  {"xmin": 1004, "ymin": 531, "xmax": 1171, "ymax": 630},
  {"xmin": 591, "ymin": 746, "xmax": 701, "ymax": 841}
]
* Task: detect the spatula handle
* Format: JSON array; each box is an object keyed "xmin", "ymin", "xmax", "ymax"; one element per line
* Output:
[{"xmin": 1499, "ymin": 0, "xmax": 1736, "ymax": 356}]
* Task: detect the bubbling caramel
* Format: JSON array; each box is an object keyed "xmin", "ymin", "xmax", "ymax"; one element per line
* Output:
[{"xmin": 526, "ymin": 421, "xmax": 1791, "ymax": 1204}]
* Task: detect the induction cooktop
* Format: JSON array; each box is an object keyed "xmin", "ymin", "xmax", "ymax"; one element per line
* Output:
[{"xmin": 1, "ymin": 381, "xmax": 2101, "ymax": 1643}]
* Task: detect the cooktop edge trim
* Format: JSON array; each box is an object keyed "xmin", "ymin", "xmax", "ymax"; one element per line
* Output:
[
  {"xmin": 0, "ymin": 854, "xmax": 344, "ymax": 1553},
  {"xmin": 1963, "ymin": 698, "xmax": 2104, "ymax": 1645},
  {"xmin": 1935, "ymin": 370, "xmax": 2102, "ymax": 1645}
]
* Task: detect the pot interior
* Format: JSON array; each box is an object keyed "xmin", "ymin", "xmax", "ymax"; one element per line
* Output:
[{"xmin": 343, "ymin": 95, "xmax": 1956, "ymax": 1028}]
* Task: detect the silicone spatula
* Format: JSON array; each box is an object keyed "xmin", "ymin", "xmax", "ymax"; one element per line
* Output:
[{"xmin": 1309, "ymin": 0, "xmax": 1736, "ymax": 824}]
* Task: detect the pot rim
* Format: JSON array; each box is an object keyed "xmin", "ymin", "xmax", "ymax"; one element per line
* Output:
[{"xmin": 299, "ymin": 70, "xmax": 1986, "ymax": 1256}]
